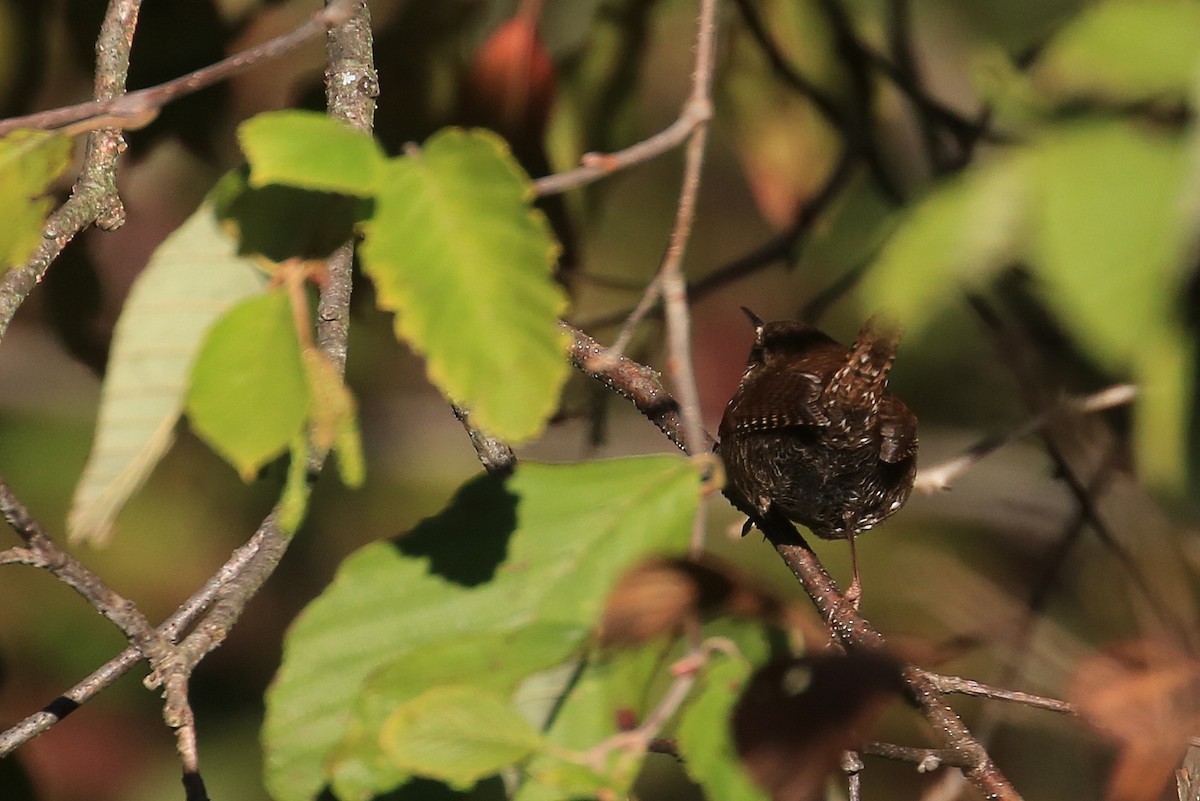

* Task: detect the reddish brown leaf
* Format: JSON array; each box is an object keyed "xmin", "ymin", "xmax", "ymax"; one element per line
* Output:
[
  {"xmin": 463, "ymin": 16, "xmax": 556, "ymax": 141},
  {"xmin": 1070, "ymin": 639, "xmax": 1200, "ymax": 801},
  {"xmin": 596, "ymin": 556, "xmax": 785, "ymax": 648},
  {"xmin": 732, "ymin": 651, "xmax": 905, "ymax": 801}
]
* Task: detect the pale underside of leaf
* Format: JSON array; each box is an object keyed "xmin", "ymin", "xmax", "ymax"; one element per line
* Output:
[{"xmin": 67, "ymin": 203, "xmax": 267, "ymax": 544}]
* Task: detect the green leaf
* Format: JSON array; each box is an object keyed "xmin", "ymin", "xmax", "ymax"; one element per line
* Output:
[
  {"xmin": 302, "ymin": 348, "xmax": 364, "ymax": 487},
  {"xmin": 1029, "ymin": 122, "xmax": 1189, "ymax": 366},
  {"xmin": 516, "ymin": 644, "xmax": 670, "ymax": 801},
  {"xmin": 360, "ymin": 128, "xmax": 569, "ymax": 443},
  {"xmin": 677, "ymin": 647, "xmax": 768, "ymax": 801},
  {"xmin": 1027, "ymin": 121, "xmax": 1193, "ymax": 489},
  {"xmin": 380, "ymin": 685, "xmax": 545, "ymax": 790},
  {"xmin": 186, "ymin": 288, "xmax": 310, "ymax": 479},
  {"xmin": 1034, "ymin": 0, "xmax": 1200, "ymax": 104},
  {"xmin": 865, "ymin": 117, "xmax": 1197, "ymax": 491},
  {"xmin": 861, "ymin": 153, "xmax": 1029, "ymax": 330},
  {"xmin": 238, "ymin": 110, "xmax": 385, "ymax": 196},
  {"xmin": 212, "ymin": 169, "xmax": 366, "ymax": 261},
  {"xmin": 0, "ymin": 129, "xmax": 72, "ymax": 273},
  {"xmin": 264, "ymin": 541, "xmax": 498, "ymax": 801},
  {"xmin": 263, "ymin": 456, "xmax": 698, "ymax": 801},
  {"xmin": 330, "ymin": 625, "xmax": 580, "ymax": 801},
  {"xmin": 67, "ymin": 201, "xmax": 267, "ymax": 544}
]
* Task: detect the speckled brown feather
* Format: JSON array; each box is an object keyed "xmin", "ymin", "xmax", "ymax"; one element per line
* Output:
[{"xmin": 717, "ymin": 310, "xmax": 918, "ymax": 540}]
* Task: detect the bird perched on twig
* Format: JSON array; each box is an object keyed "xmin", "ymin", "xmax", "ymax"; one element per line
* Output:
[{"xmin": 717, "ymin": 308, "xmax": 918, "ymax": 604}]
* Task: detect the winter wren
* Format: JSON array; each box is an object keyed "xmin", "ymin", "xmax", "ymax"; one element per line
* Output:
[{"xmin": 718, "ymin": 309, "xmax": 918, "ymax": 601}]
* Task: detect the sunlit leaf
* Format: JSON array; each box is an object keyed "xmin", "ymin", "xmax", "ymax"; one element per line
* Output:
[
  {"xmin": 68, "ymin": 202, "xmax": 267, "ymax": 544},
  {"xmin": 360, "ymin": 128, "xmax": 569, "ymax": 443},
  {"xmin": 186, "ymin": 288, "xmax": 309, "ymax": 479},
  {"xmin": 330, "ymin": 625, "xmax": 580, "ymax": 801},
  {"xmin": 263, "ymin": 456, "xmax": 698, "ymax": 801},
  {"xmin": 380, "ymin": 685, "xmax": 545, "ymax": 790},
  {"xmin": 1034, "ymin": 1, "xmax": 1200, "ymax": 104},
  {"xmin": 238, "ymin": 110, "xmax": 385, "ymax": 197},
  {"xmin": 861, "ymin": 153, "xmax": 1029, "ymax": 328}
]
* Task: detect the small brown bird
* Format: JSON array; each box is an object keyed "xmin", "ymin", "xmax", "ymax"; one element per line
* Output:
[{"xmin": 718, "ymin": 309, "xmax": 918, "ymax": 603}]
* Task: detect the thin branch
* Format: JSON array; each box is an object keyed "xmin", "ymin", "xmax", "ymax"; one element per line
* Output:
[
  {"xmin": 0, "ymin": 0, "xmax": 357, "ymax": 137},
  {"xmin": 563, "ymin": 322, "xmax": 697, "ymax": 452},
  {"xmin": 764, "ymin": 522, "xmax": 1022, "ymax": 800},
  {"xmin": 968, "ymin": 295, "xmax": 1196, "ymax": 652},
  {"xmin": 915, "ymin": 384, "xmax": 1138, "ymax": 492},
  {"xmin": 887, "ymin": 0, "xmax": 940, "ymax": 173},
  {"xmin": 453, "ymin": 405, "xmax": 516, "ymax": 476},
  {"xmin": 0, "ymin": 522, "xmax": 275, "ymax": 756},
  {"xmin": 918, "ymin": 671, "xmax": 1074, "ymax": 715},
  {"xmin": 862, "ymin": 740, "xmax": 966, "ymax": 771},
  {"xmin": 655, "ymin": 0, "xmax": 717, "ymax": 466},
  {"xmin": 532, "ymin": 106, "xmax": 709, "ymax": 197},
  {"xmin": 579, "ymin": 145, "xmax": 857, "ymax": 332},
  {"xmin": 159, "ymin": 0, "xmax": 377, "ymax": 688},
  {"xmin": 0, "ymin": 0, "xmax": 377, "ymax": 768}
]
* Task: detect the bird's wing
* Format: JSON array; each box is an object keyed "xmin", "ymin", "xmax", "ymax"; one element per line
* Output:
[{"xmin": 729, "ymin": 369, "xmax": 830, "ymax": 431}]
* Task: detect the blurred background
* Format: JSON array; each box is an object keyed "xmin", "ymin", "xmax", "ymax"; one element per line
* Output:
[{"xmin": 1, "ymin": 0, "xmax": 1197, "ymax": 799}]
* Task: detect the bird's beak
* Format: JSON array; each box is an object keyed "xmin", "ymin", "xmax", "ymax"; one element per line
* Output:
[{"xmin": 740, "ymin": 306, "xmax": 765, "ymax": 343}]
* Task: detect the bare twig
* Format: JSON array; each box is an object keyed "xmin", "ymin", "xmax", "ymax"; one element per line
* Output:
[
  {"xmin": 0, "ymin": 0, "xmax": 356, "ymax": 137},
  {"xmin": 862, "ymin": 741, "xmax": 964, "ymax": 771},
  {"xmin": 563, "ymin": 322, "xmax": 699, "ymax": 453},
  {"xmin": 0, "ymin": 522, "xmax": 277, "ymax": 756},
  {"xmin": 580, "ymin": 145, "xmax": 857, "ymax": 332},
  {"xmin": 915, "ymin": 384, "xmax": 1139, "ymax": 492},
  {"xmin": 0, "ymin": 477, "xmax": 164, "ymax": 656},
  {"xmin": 452, "ymin": 405, "xmax": 516, "ymax": 476},
  {"xmin": 766, "ymin": 524, "xmax": 1021, "ymax": 800},
  {"xmin": 917, "ymin": 670, "xmax": 1075, "ymax": 714},
  {"xmin": 0, "ymin": 0, "xmax": 377, "ymax": 771},
  {"xmin": 532, "ymin": 105, "xmax": 710, "ymax": 197},
  {"xmin": 653, "ymin": 0, "xmax": 718, "ymax": 555}
]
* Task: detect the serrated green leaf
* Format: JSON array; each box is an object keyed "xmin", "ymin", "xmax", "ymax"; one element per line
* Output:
[
  {"xmin": 1034, "ymin": 0, "xmax": 1200, "ymax": 104},
  {"xmin": 380, "ymin": 685, "xmax": 545, "ymax": 790},
  {"xmin": 331, "ymin": 625, "xmax": 580, "ymax": 801},
  {"xmin": 361, "ymin": 128, "xmax": 569, "ymax": 443},
  {"xmin": 68, "ymin": 201, "xmax": 267, "ymax": 544},
  {"xmin": 861, "ymin": 153, "xmax": 1029, "ymax": 331},
  {"xmin": 263, "ymin": 456, "xmax": 698, "ymax": 801},
  {"xmin": 238, "ymin": 110, "xmax": 385, "ymax": 196},
  {"xmin": 186, "ymin": 288, "xmax": 310, "ymax": 479},
  {"xmin": 302, "ymin": 347, "xmax": 364, "ymax": 487},
  {"xmin": 0, "ymin": 129, "xmax": 72, "ymax": 273},
  {"xmin": 677, "ymin": 649, "xmax": 768, "ymax": 801}
]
